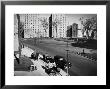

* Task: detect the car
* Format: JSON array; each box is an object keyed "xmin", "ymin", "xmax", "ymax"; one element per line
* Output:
[
  {"xmin": 42, "ymin": 65, "xmax": 59, "ymax": 76},
  {"xmin": 42, "ymin": 55, "xmax": 55, "ymax": 63},
  {"xmin": 54, "ymin": 55, "xmax": 72, "ymax": 70},
  {"xmin": 31, "ymin": 52, "xmax": 39, "ymax": 60},
  {"xmin": 46, "ymin": 56, "xmax": 55, "ymax": 63},
  {"xmin": 40, "ymin": 55, "xmax": 49, "ymax": 63},
  {"xmin": 42, "ymin": 65, "xmax": 56, "ymax": 75}
]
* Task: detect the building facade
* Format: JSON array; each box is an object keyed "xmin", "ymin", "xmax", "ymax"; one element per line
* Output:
[
  {"xmin": 67, "ymin": 25, "xmax": 72, "ymax": 38},
  {"xmin": 72, "ymin": 23, "xmax": 78, "ymax": 38},
  {"xmin": 15, "ymin": 14, "xmax": 85, "ymax": 39},
  {"xmin": 52, "ymin": 14, "xmax": 67, "ymax": 38},
  {"xmin": 17, "ymin": 14, "xmax": 67, "ymax": 39},
  {"xmin": 20, "ymin": 14, "xmax": 49, "ymax": 38},
  {"xmin": 67, "ymin": 23, "xmax": 78, "ymax": 38}
]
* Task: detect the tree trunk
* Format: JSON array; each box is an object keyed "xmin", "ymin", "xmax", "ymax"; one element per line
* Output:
[
  {"xmin": 16, "ymin": 14, "xmax": 22, "ymax": 59},
  {"xmin": 85, "ymin": 29, "xmax": 89, "ymax": 39},
  {"xmin": 56, "ymin": 26, "xmax": 57, "ymax": 38},
  {"xmin": 81, "ymin": 29, "xmax": 84, "ymax": 37},
  {"xmin": 44, "ymin": 29, "xmax": 47, "ymax": 37}
]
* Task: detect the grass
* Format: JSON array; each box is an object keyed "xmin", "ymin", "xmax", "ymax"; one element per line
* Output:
[
  {"xmin": 14, "ymin": 56, "xmax": 33, "ymax": 71},
  {"xmin": 71, "ymin": 39, "xmax": 97, "ymax": 49},
  {"xmin": 80, "ymin": 52, "xmax": 97, "ymax": 61}
]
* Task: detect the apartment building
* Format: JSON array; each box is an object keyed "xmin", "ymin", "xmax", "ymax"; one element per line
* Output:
[
  {"xmin": 52, "ymin": 14, "xmax": 67, "ymax": 38},
  {"xmin": 20, "ymin": 14, "xmax": 49, "ymax": 38}
]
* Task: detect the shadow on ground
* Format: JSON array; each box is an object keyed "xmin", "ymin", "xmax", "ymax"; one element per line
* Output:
[
  {"xmin": 71, "ymin": 39, "xmax": 97, "ymax": 50},
  {"xmin": 14, "ymin": 56, "xmax": 33, "ymax": 71}
]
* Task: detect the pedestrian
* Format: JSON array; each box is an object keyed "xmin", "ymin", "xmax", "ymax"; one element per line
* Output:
[
  {"xmin": 83, "ymin": 49, "xmax": 85, "ymax": 54},
  {"xmin": 35, "ymin": 52, "xmax": 39, "ymax": 60}
]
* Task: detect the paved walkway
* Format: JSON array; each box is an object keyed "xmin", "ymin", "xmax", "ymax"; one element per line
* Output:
[
  {"xmin": 30, "ymin": 59, "xmax": 68, "ymax": 76},
  {"xmin": 15, "ymin": 51, "xmax": 68, "ymax": 76}
]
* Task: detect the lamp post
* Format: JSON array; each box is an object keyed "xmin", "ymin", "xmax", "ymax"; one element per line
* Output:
[
  {"xmin": 66, "ymin": 38, "xmax": 69, "ymax": 76},
  {"xmin": 66, "ymin": 49, "xmax": 69, "ymax": 76}
]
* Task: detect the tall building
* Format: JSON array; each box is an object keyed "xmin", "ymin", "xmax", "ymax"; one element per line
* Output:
[
  {"xmin": 67, "ymin": 25, "xmax": 72, "ymax": 38},
  {"xmin": 52, "ymin": 14, "xmax": 67, "ymax": 38},
  {"xmin": 72, "ymin": 23, "xmax": 78, "ymax": 38},
  {"xmin": 20, "ymin": 14, "xmax": 49, "ymax": 38},
  {"xmin": 49, "ymin": 14, "xmax": 52, "ymax": 38},
  {"xmin": 67, "ymin": 23, "xmax": 78, "ymax": 38}
]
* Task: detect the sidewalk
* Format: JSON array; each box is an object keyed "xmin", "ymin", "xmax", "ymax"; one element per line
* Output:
[
  {"xmin": 15, "ymin": 57, "xmax": 68, "ymax": 76},
  {"xmin": 30, "ymin": 59, "xmax": 48, "ymax": 76},
  {"xmin": 30, "ymin": 59, "xmax": 68, "ymax": 76}
]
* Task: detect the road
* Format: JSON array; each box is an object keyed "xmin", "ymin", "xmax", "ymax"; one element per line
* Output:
[{"xmin": 22, "ymin": 38, "xmax": 97, "ymax": 76}]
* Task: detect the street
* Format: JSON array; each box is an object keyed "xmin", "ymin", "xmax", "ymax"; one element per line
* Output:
[{"xmin": 22, "ymin": 38, "xmax": 97, "ymax": 76}]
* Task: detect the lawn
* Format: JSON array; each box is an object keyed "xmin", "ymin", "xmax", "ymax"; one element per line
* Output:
[
  {"xmin": 71, "ymin": 39, "xmax": 97, "ymax": 49},
  {"xmin": 14, "ymin": 56, "xmax": 33, "ymax": 71}
]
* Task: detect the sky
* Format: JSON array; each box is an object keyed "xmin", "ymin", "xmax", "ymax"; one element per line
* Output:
[
  {"xmin": 15, "ymin": 14, "xmax": 97, "ymax": 29},
  {"xmin": 65, "ymin": 14, "xmax": 96, "ymax": 29},
  {"xmin": 37, "ymin": 14, "xmax": 96, "ymax": 29}
]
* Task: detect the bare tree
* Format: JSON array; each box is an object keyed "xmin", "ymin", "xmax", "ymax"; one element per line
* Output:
[
  {"xmin": 79, "ymin": 16, "xmax": 97, "ymax": 39},
  {"xmin": 16, "ymin": 14, "xmax": 24, "ymax": 59},
  {"xmin": 40, "ymin": 17, "xmax": 49, "ymax": 37},
  {"xmin": 52, "ymin": 18, "xmax": 61, "ymax": 38},
  {"xmin": 40, "ymin": 15, "xmax": 62, "ymax": 38},
  {"xmin": 79, "ymin": 17, "xmax": 85, "ymax": 37}
]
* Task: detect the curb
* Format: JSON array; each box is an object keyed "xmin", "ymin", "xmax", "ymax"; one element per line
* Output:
[{"xmin": 72, "ymin": 51, "xmax": 96, "ymax": 62}]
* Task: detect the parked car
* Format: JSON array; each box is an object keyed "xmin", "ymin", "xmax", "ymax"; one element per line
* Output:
[
  {"xmin": 42, "ymin": 66, "xmax": 59, "ymax": 76},
  {"xmin": 31, "ymin": 52, "xmax": 39, "ymax": 60},
  {"xmin": 54, "ymin": 55, "xmax": 72, "ymax": 70},
  {"xmin": 46, "ymin": 56, "xmax": 55, "ymax": 63},
  {"xmin": 42, "ymin": 55, "xmax": 55, "ymax": 63}
]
